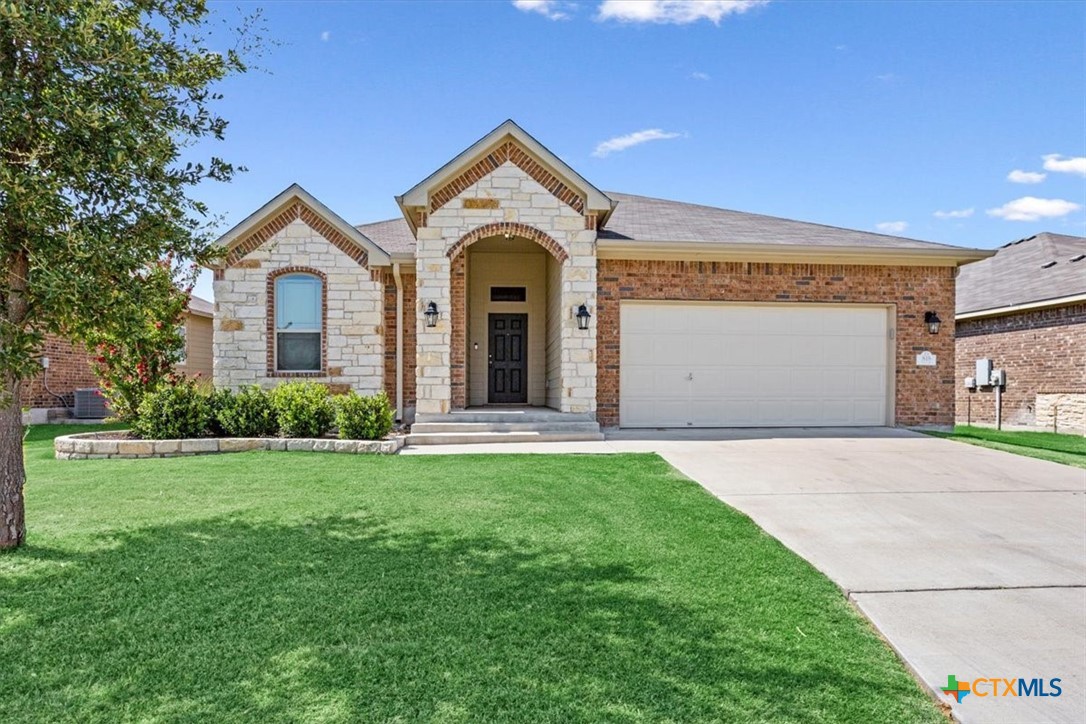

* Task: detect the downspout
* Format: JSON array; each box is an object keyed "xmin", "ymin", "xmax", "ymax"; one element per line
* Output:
[{"xmin": 392, "ymin": 262, "xmax": 404, "ymax": 422}]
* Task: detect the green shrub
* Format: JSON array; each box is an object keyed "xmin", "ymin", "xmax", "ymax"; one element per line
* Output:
[
  {"xmin": 206, "ymin": 387, "xmax": 233, "ymax": 437},
  {"xmin": 132, "ymin": 379, "xmax": 212, "ymax": 440},
  {"xmin": 270, "ymin": 381, "xmax": 334, "ymax": 438},
  {"xmin": 335, "ymin": 391, "xmax": 395, "ymax": 440},
  {"xmin": 216, "ymin": 385, "xmax": 278, "ymax": 438}
]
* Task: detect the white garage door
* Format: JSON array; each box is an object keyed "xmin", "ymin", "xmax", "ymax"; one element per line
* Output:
[{"xmin": 620, "ymin": 303, "xmax": 891, "ymax": 428}]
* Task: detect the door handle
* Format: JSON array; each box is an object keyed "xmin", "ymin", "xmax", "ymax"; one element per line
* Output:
[{"xmin": 686, "ymin": 373, "xmax": 693, "ymax": 381}]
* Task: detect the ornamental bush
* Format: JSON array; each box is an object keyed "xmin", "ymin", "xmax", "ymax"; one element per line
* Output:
[
  {"xmin": 132, "ymin": 379, "xmax": 212, "ymax": 440},
  {"xmin": 335, "ymin": 391, "xmax": 395, "ymax": 440},
  {"xmin": 269, "ymin": 381, "xmax": 334, "ymax": 438},
  {"xmin": 215, "ymin": 385, "xmax": 278, "ymax": 438}
]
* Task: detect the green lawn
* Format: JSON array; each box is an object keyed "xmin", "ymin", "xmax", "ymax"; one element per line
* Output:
[
  {"xmin": 0, "ymin": 426, "xmax": 942, "ymax": 723},
  {"xmin": 925, "ymin": 425, "xmax": 1086, "ymax": 469}
]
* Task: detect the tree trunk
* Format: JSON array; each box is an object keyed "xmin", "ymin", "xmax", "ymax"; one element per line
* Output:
[{"xmin": 0, "ymin": 377, "xmax": 26, "ymax": 549}]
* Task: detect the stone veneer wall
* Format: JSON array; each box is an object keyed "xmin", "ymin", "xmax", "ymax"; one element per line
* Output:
[
  {"xmin": 415, "ymin": 160, "xmax": 597, "ymax": 415},
  {"xmin": 213, "ymin": 217, "xmax": 384, "ymax": 394},
  {"xmin": 596, "ymin": 260, "xmax": 956, "ymax": 428},
  {"xmin": 955, "ymin": 303, "xmax": 1085, "ymax": 431}
]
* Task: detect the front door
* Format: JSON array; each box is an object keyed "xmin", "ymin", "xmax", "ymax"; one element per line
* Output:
[{"xmin": 488, "ymin": 313, "xmax": 528, "ymax": 404}]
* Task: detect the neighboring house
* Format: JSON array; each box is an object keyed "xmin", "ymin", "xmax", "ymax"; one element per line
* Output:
[
  {"xmin": 955, "ymin": 232, "xmax": 1086, "ymax": 433},
  {"xmin": 211, "ymin": 120, "xmax": 987, "ymax": 436},
  {"xmin": 177, "ymin": 295, "xmax": 214, "ymax": 381},
  {"xmin": 23, "ymin": 294, "xmax": 216, "ymax": 419}
]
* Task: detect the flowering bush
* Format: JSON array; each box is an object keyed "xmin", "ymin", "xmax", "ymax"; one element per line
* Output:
[{"xmin": 88, "ymin": 260, "xmax": 192, "ymax": 422}]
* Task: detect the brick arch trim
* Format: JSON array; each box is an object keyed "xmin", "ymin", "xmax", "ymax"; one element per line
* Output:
[
  {"xmin": 216, "ymin": 201, "xmax": 369, "ymax": 279},
  {"xmin": 446, "ymin": 222, "xmax": 569, "ymax": 263},
  {"xmin": 429, "ymin": 139, "xmax": 585, "ymax": 216},
  {"xmin": 266, "ymin": 267, "xmax": 328, "ymax": 378}
]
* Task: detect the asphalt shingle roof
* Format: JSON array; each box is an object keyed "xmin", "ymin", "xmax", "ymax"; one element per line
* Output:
[
  {"xmin": 356, "ymin": 192, "xmax": 970, "ymax": 256},
  {"xmin": 956, "ymin": 232, "xmax": 1086, "ymax": 315}
]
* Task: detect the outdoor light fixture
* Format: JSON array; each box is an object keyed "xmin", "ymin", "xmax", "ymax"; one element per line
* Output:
[
  {"xmin": 924, "ymin": 311, "xmax": 942, "ymax": 335},
  {"xmin": 424, "ymin": 301, "xmax": 439, "ymax": 328},
  {"xmin": 576, "ymin": 304, "xmax": 591, "ymax": 331}
]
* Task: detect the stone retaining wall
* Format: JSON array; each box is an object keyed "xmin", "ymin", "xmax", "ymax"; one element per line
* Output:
[{"xmin": 55, "ymin": 431, "xmax": 403, "ymax": 459}]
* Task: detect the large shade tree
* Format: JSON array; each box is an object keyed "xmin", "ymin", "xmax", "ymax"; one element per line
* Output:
[{"xmin": 0, "ymin": 0, "xmax": 255, "ymax": 548}]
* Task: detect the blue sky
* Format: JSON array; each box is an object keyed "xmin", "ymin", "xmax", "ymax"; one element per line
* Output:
[{"xmin": 191, "ymin": 0, "xmax": 1085, "ymax": 300}]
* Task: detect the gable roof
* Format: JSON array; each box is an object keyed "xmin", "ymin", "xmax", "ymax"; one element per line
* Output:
[
  {"xmin": 956, "ymin": 232, "xmax": 1086, "ymax": 316},
  {"xmin": 358, "ymin": 191, "xmax": 989, "ymax": 265},
  {"xmin": 213, "ymin": 183, "xmax": 391, "ymax": 268},
  {"xmin": 395, "ymin": 120, "xmax": 615, "ymax": 232}
]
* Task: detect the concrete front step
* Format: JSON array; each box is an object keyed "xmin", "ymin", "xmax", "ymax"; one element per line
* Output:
[
  {"xmin": 411, "ymin": 421, "xmax": 602, "ymax": 434},
  {"xmin": 415, "ymin": 409, "xmax": 595, "ymax": 424},
  {"xmin": 405, "ymin": 430, "xmax": 605, "ymax": 446}
]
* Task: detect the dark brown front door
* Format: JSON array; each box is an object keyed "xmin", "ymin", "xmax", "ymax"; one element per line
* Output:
[{"xmin": 488, "ymin": 313, "xmax": 527, "ymax": 404}]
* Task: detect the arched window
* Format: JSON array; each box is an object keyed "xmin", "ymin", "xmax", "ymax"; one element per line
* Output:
[{"xmin": 275, "ymin": 273, "xmax": 323, "ymax": 372}]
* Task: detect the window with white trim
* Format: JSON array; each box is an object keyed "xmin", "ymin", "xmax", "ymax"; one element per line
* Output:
[{"xmin": 275, "ymin": 274, "xmax": 322, "ymax": 372}]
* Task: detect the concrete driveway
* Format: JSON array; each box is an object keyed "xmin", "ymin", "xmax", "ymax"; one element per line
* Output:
[{"xmin": 405, "ymin": 428, "xmax": 1086, "ymax": 723}]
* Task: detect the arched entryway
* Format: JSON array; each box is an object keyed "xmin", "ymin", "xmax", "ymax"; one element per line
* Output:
[{"xmin": 447, "ymin": 224, "xmax": 568, "ymax": 410}]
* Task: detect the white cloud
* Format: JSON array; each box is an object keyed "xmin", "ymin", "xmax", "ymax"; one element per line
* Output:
[
  {"xmin": 875, "ymin": 73, "xmax": 896, "ymax": 82},
  {"xmin": 933, "ymin": 208, "xmax": 974, "ymax": 220},
  {"xmin": 596, "ymin": 0, "xmax": 768, "ymax": 25},
  {"xmin": 512, "ymin": 0, "xmax": 569, "ymax": 20},
  {"xmin": 1042, "ymin": 154, "xmax": 1086, "ymax": 177},
  {"xmin": 320, "ymin": 31, "xmax": 330, "ymax": 42},
  {"xmin": 1007, "ymin": 169, "xmax": 1046, "ymax": 184},
  {"xmin": 690, "ymin": 71, "xmax": 711, "ymax": 80},
  {"xmin": 875, "ymin": 221, "xmax": 908, "ymax": 233},
  {"xmin": 592, "ymin": 129, "xmax": 683, "ymax": 158},
  {"xmin": 986, "ymin": 196, "xmax": 1082, "ymax": 222}
]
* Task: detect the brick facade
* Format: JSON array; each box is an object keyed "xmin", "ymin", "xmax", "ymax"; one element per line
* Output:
[
  {"xmin": 596, "ymin": 260, "xmax": 956, "ymax": 428},
  {"xmin": 383, "ymin": 270, "xmax": 417, "ymax": 413},
  {"xmin": 955, "ymin": 304, "xmax": 1086, "ymax": 429},
  {"xmin": 22, "ymin": 335, "xmax": 99, "ymax": 409}
]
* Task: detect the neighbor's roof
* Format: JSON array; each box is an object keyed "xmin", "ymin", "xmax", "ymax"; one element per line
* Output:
[
  {"xmin": 357, "ymin": 192, "xmax": 979, "ymax": 258},
  {"xmin": 187, "ymin": 294, "xmax": 214, "ymax": 317},
  {"xmin": 956, "ymin": 232, "xmax": 1086, "ymax": 315}
]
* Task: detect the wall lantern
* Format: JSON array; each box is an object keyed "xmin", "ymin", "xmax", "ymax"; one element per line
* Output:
[
  {"xmin": 424, "ymin": 301, "xmax": 439, "ymax": 328},
  {"xmin": 924, "ymin": 311, "xmax": 942, "ymax": 335},
  {"xmin": 576, "ymin": 304, "xmax": 591, "ymax": 331}
]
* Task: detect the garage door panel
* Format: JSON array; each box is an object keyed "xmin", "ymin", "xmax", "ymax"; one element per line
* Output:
[{"xmin": 620, "ymin": 303, "xmax": 890, "ymax": 428}]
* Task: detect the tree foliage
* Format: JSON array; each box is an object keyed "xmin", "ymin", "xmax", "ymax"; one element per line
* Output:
[
  {"xmin": 0, "ymin": 0, "xmax": 258, "ymax": 548},
  {"xmin": 88, "ymin": 259, "xmax": 194, "ymax": 422}
]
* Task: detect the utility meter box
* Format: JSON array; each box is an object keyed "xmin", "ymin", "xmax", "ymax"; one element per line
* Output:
[
  {"xmin": 990, "ymin": 369, "xmax": 1007, "ymax": 386},
  {"xmin": 975, "ymin": 358, "xmax": 993, "ymax": 385},
  {"xmin": 964, "ymin": 376, "xmax": 977, "ymax": 389}
]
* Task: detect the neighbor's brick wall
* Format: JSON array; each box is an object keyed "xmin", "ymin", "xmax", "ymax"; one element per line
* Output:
[
  {"xmin": 383, "ymin": 270, "xmax": 417, "ymax": 413},
  {"xmin": 23, "ymin": 334, "xmax": 100, "ymax": 409},
  {"xmin": 596, "ymin": 260, "xmax": 956, "ymax": 428},
  {"xmin": 955, "ymin": 304, "xmax": 1086, "ymax": 429},
  {"xmin": 213, "ymin": 218, "xmax": 384, "ymax": 395}
]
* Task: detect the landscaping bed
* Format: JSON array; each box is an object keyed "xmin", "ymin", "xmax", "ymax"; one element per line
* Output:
[{"xmin": 54, "ymin": 430, "xmax": 403, "ymax": 459}]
